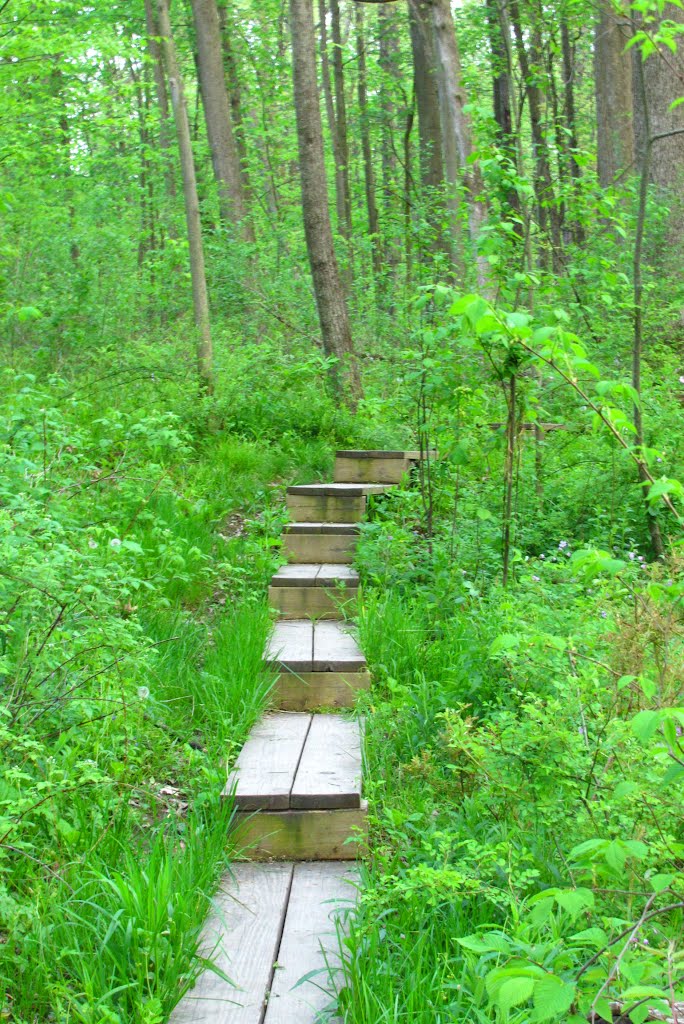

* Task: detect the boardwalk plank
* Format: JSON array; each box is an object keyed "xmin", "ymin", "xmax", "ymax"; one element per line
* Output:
[
  {"xmin": 169, "ymin": 863, "xmax": 292, "ymax": 1024},
  {"xmin": 291, "ymin": 715, "xmax": 362, "ymax": 810},
  {"xmin": 265, "ymin": 620, "xmax": 313, "ymax": 673},
  {"xmin": 263, "ymin": 862, "xmax": 357, "ymax": 1024},
  {"xmin": 224, "ymin": 713, "xmax": 311, "ymax": 810},
  {"xmin": 313, "ymin": 622, "xmax": 365, "ymax": 672},
  {"xmin": 233, "ymin": 804, "xmax": 367, "ymax": 860}
]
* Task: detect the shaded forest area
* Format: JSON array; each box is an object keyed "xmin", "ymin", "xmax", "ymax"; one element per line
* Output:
[{"xmin": 1, "ymin": 0, "xmax": 684, "ymax": 1020}]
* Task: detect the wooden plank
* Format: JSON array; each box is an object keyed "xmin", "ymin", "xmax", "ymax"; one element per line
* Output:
[
  {"xmin": 287, "ymin": 483, "xmax": 388, "ymax": 496},
  {"xmin": 285, "ymin": 523, "xmax": 360, "ymax": 535},
  {"xmin": 313, "ymin": 621, "xmax": 364, "ymax": 672},
  {"xmin": 265, "ymin": 620, "xmax": 313, "ymax": 673},
  {"xmin": 270, "ymin": 565, "xmax": 320, "ymax": 588},
  {"xmin": 315, "ymin": 564, "xmax": 359, "ymax": 588},
  {"xmin": 263, "ymin": 862, "xmax": 358, "ymax": 1024},
  {"xmin": 169, "ymin": 863, "xmax": 292, "ymax": 1024},
  {"xmin": 283, "ymin": 533, "xmax": 356, "ymax": 564},
  {"xmin": 232, "ymin": 803, "xmax": 368, "ymax": 861},
  {"xmin": 268, "ymin": 586, "xmax": 358, "ymax": 619},
  {"xmin": 224, "ymin": 713, "xmax": 311, "ymax": 810},
  {"xmin": 286, "ymin": 495, "xmax": 366, "ymax": 524},
  {"xmin": 291, "ymin": 715, "xmax": 362, "ymax": 810},
  {"xmin": 334, "ymin": 456, "xmax": 409, "ymax": 484},
  {"xmin": 273, "ymin": 670, "xmax": 371, "ymax": 712},
  {"xmin": 335, "ymin": 449, "xmax": 407, "ymax": 459}
]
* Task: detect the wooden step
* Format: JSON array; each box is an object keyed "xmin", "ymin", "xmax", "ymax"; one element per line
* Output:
[
  {"xmin": 268, "ymin": 564, "xmax": 359, "ymax": 619},
  {"xmin": 170, "ymin": 861, "xmax": 357, "ymax": 1023},
  {"xmin": 266, "ymin": 620, "xmax": 369, "ymax": 710},
  {"xmin": 334, "ymin": 448, "xmax": 438, "ymax": 484},
  {"xmin": 286, "ymin": 484, "xmax": 388, "ymax": 525},
  {"xmin": 225, "ymin": 712, "xmax": 366, "ymax": 860},
  {"xmin": 282, "ymin": 522, "xmax": 359, "ymax": 564}
]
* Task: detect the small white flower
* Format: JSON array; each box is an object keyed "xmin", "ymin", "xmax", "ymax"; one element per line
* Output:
[
  {"xmin": 88, "ymin": 538, "xmax": 98, "ymax": 549},
  {"xmin": 532, "ymin": 575, "xmax": 540, "ymax": 582},
  {"xmin": 629, "ymin": 552, "xmax": 636, "ymax": 560},
  {"xmin": 679, "ymin": 375, "xmax": 684, "ymax": 384},
  {"xmin": 110, "ymin": 538, "xmax": 122, "ymax": 549},
  {"xmin": 137, "ymin": 686, "xmax": 150, "ymax": 700},
  {"xmin": 558, "ymin": 540, "xmax": 568, "ymax": 550}
]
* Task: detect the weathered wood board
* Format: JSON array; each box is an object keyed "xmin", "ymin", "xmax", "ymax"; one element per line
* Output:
[
  {"xmin": 168, "ymin": 862, "xmax": 292, "ymax": 1024},
  {"xmin": 285, "ymin": 523, "xmax": 360, "ymax": 534},
  {"xmin": 232, "ymin": 803, "xmax": 368, "ymax": 861},
  {"xmin": 263, "ymin": 862, "xmax": 358, "ymax": 1024},
  {"xmin": 272, "ymin": 670, "xmax": 370, "ymax": 711},
  {"xmin": 312, "ymin": 621, "xmax": 364, "ymax": 672},
  {"xmin": 291, "ymin": 715, "xmax": 362, "ymax": 810},
  {"xmin": 287, "ymin": 482, "xmax": 390, "ymax": 496},
  {"xmin": 265, "ymin": 620, "xmax": 313, "ymax": 672},
  {"xmin": 286, "ymin": 494, "xmax": 366, "ymax": 524},
  {"xmin": 283, "ymin": 532, "xmax": 357, "ymax": 564},
  {"xmin": 268, "ymin": 586, "xmax": 358, "ymax": 619},
  {"xmin": 224, "ymin": 713, "xmax": 310, "ymax": 810}
]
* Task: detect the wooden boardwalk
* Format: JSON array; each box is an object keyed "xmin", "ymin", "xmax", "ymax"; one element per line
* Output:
[{"xmin": 171, "ymin": 449, "xmax": 434, "ymax": 1022}]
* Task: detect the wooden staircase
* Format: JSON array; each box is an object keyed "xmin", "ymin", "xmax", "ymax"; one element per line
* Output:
[{"xmin": 170, "ymin": 449, "xmax": 434, "ymax": 1023}]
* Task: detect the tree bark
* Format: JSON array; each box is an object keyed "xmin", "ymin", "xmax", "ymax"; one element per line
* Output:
[
  {"xmin": 355, "ymin": 3, "xmax": 381, "ymax": 277},
  {"xmin": 157, "ymin": 0, "xmax": 213, "ymax": 391},
  {"xmin": 378, "ymin": 3, "xmax": 402, "ymax": 268},
  {"xmin": 289, "ymin": 0, "xmax": 361, "ymax": 406},
  {"xmin": 633, "ymin": 3, "xmax": 684, "ymax": 191},
  {"xmin": 486, "ymin": 0, "xmax": 521, "ymax": 223},
  {"xmin": 430, "ymin": 0, "xmax": 488, "ymax": 283},
  {"xmin": 594, "ymin": 0, "xmax": 635, "ymax": 186},
  {"xmin": 217, "ymin": 3, "xmax": 253, "ymax": 206},
  {"xmin": 190, "ymin": 0, "xmax": 253, "ymax": 241},
  {"xmin": 318, "ymin": 0, "xmax": 347, "ymax": 236}
]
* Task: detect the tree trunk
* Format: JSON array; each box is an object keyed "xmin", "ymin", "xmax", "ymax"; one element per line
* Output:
[
  {"xmin": 330, "ymin": 0, "xmax": 352, "ymax": 242},
  {"xmin": 633, "ymin": 2, "xmax": 684, "ymax": 191},
  {"xmin": 378, "ymin": 4, "xmax": 402, "ymax": 269},
  {"xmin": 594, "ymin": 0, "xmax": 635, "ymax": 186},
  {"xmin": 190, "ymin": 0, "xmax": 252, "ymax": 240},
  {"xmin": 355, "ymin": 4, "xmax": 381, "ymax": 277},
  {"xmin": 157, "ymin": 0, "xmax": 213, "ymax": 391},
  {"xmin": 408, "ymin": 0, "xmax": 448, "ymax": 257},
  {"xmin": 486, "ymin": 0, "xmax": 521, "ymax": 223},
  {"xmin": 143, "ymin": 0, "xmax": 176, "ymax": 199},
  {"xmin": 289, "ymin": 0, "xmax": 361, "ymax": 406},
  {"xmin": 430, "ymin": 0, "xmax": 488, "ymax": 283},
  {"xmin": 560, "ymin": 19, "xmax": 584, "ymax": 243},
  {"xmin": 318, "ymin": 0, "xmax": 346, "ymax": 236},
  {"xmin": 217, "ymin": 3, "xmax": 253, "ymax": 206}
]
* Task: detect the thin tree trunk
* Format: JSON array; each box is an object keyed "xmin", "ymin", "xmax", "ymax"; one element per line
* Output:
[
  {"xmin": 355, "ymin": 4, "xmax": 381, "ymax": 277},
  {"xmin": 486, "ymin": 0, "xmax": 520, "ymax": 223},
  {"xmin": 190, "ymin": 0, "xmax": 253, "ymax": 241},
  {"xmin": 378, "ymin": 4, "xmax": 401, "ymax": 269},
  {"xmin": 144, "ymin": 0, "xmax": 176, "ymax": 200},
  {"xmin": 157, "ymin": 0, "xmax": 213, "ymax": 391},
  {"xmin": 289, "ymin": 0, "xmax": 361, "ymax": 406},
  {"xmin": 216, "ymin": 3, "xmax": 253, "ymax": 205},
  {"xmin": 318, "ymin": 0, "xmax": 346, "ymax": 236},
  {"xmin": 330, "ymin": 0, "xmax": 352, "ymax": 242}
]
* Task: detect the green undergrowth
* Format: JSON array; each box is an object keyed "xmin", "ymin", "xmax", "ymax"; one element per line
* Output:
[{"xmin": 342, "ymin": 494, "xmax": 684, "ymax": 1022}]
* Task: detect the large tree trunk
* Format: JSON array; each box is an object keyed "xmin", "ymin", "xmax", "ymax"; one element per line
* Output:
[
  {"xmin": 594, "ymin": 0, "xmax": 635, "ymax": 186},
  {"xmin": 190, "ymin": 0, "xmax": 253, "ymax": 241},
  {"xmin": 355, "ymin": 3, "xmax": 381, "ymax": 277},
  {"xmin": 633, "ymin": 2, "xmax": 684, "ymax": 191},
  {"xmin": 289, "ymin": 0, "xmax": 361, "ymax": 405},
  {"xmin": 217, "ymin": 3, "xmax": 253, "ymax": 206},
  {"xmin": 430, "ymin": 0, "xmax": 488, "ymax": 283},
  {"xmin": 157, "ymin": 0, "xmax": 213, "ymax": 391},
  {"xmin": 408, "ymin": 0, "xmax": 448, "ymax": 257},
  {"xmin": 143, "ymin": 0, "xmax": 176, "ymax": 200}
]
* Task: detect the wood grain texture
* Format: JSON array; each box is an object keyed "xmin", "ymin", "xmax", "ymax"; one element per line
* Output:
[
  {"xmin": 286, "ymin": 494, "xmax": 366, "ymax": 524},
  {"xmin": 168, "ymin": 863, "xmax": 292, "ymax": 1024},
  {"xmin": 282, "ymin": 533, "xmax": 356, "ymax": 564},
  {"xmin": 268, "ymin": 586, "xmax": 358, "ymax": 619},
  {"xmin": 232, "ymin": 803, "xmax": 368, "ymax": 860},
  {"xmin": 287, "ymin": 482, "xmax": 388, "ymax": 496},
  {"xmin": 224, "ymin": 713, "xmax": 311, "ymax": 810},
  {"xmin": 263, "ymin": 862, "xmax": 358, "ymax": 1024},
  {"xmin": 272, "ymin": 670, "xmax": 371, "ymax": 711},
  {"xmin": 313, "ymin": 621, "xmax": 364, "ymax": 671},
  {"xmin": 334, "ymin": 456, "xmax": 409, "ymax": 484},
  {"xmin": 291, "ymin": 714, "xmax": 362, "ymax": 809},
  {"xmin": 285, "ymin": 523, "xmax": 360, "ymax": 535},
  {"xmin": 265, "ymin": 620, "xmax": 313, "ymax": 672}
]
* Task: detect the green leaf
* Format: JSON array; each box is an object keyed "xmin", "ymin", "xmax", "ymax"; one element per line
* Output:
[
  {"xmin": 555, "ymin": 888, "xmax": 594, "ymax": 917},
  {"xmin": 496, "ymin": 976, "xmax": 535, "ymax": 1012},
  {"xmin": 631, "ymin": 709, "xmax": 660, "ymax": 743},
  {"xmin": 532, "ymin": 976, "xmax": 576, "ymax": 1021}
]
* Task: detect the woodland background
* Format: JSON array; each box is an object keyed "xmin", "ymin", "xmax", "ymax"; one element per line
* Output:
[{"xmin": 1, "ymin": 0, "xmax": 684, "ymax": 1021}]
